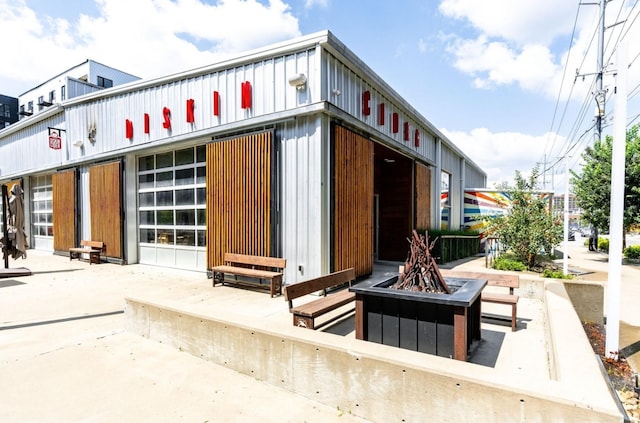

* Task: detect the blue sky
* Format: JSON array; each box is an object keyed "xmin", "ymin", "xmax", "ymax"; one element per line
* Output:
[{"xmin": 2, "ymin": 0, "xmax": 639, "ymax": 191}]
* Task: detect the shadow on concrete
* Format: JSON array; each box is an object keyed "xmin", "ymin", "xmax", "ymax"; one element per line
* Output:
[
  {"xmin": 468, "ymin": 329, "xmax": 506, "ymax": 368},
  {"xmin": 0, "ymin": 310, "xmax": 124, "ymax": 331},
  {"xmin": 0, "ymin": 279, "xmax": 26, "ymax": 288},
  {"xmin": 30, "ymin": 268, "xmax": 93, "ymax": 275},
  {"xmin": 482, "ymin": 313, "xmax": 532, "ymax": 332}
]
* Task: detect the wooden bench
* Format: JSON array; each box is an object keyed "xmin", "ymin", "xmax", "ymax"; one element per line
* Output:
[
  {"xmin": 283, "ymin": 268, "xmax": 356, "ymax": 330},
  {"xmin": 211, "ymin": 253, "xmax": 286, "ymax": 298},
  {"xmin": 439, "ymin": 269, "xmax": 519, "ymax": 331},
  {"xmin": 69, "ymin": 240, "xmax": 105, "ymax": 265}
]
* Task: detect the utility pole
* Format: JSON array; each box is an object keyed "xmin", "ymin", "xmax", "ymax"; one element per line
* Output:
[{"xmin": 595, "ymin": 0, "xmax": 606, "ymax": 141}]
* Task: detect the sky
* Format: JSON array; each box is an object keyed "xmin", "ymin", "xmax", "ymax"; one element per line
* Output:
[{"xmin": 1, "ymin": 0, "xmax": 640, "ymax": 193}]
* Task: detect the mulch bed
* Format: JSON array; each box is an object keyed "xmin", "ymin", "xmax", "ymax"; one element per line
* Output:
[{"xmin": 583, "ymin": 322, "xmax": 639, "ymax": 421}]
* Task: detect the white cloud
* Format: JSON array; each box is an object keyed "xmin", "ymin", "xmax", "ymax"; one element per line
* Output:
[
  {"xmin": 437, "ymin": 0, "xmax": 640, "ymax": 103},
  {"xmin": 304, "ymin": 0, "xmax": 329, "ymax": 8},
  {"xmin": 442, "ymin": 127, "xmax": 566, "ymax": 190},
  {"xmin": 0, "ymin": 0, "xmax": 301, "ymax": 95}
]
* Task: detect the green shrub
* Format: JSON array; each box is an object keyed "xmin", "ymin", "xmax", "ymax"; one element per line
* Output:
[
  {"xmin": 542, "ymin": 269, "xmax": 574, "ymax": 279},
  {"xmin": 624, "ymin": 245, "xmax": 640, "ymax": 259},
  {"xmin": 493, "ymin": 256, "xmax": 527, "ymax": 271},
  {"xmin": 597, "ymin": 237, "xmax": 608, "ymax": 252}
]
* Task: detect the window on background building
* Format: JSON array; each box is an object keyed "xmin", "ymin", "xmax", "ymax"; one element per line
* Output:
[
  {"xmin": 61, "ymin": 85, "xmax": 66, "ymax": 101},
  {"xmin": 137, "ymin": 145, "xmax": 206, "ymax": 248},
  {"xmin": 440, "ymin": 171, "xmax": 451, "ymax": 230},
  {"xmin": 31, "ymin": 174, "xmax": 54, "ymax": 238},
  {"xmin": 97, "ymin": 76, "xmax": 113, "ymax": 88},
  {"xmin": 27, "ymin": 101, "xmax": 33, "ymax": 113},
  {"xmin": 49, "ymin": 90, "xmax": 55, "ymax": 103},
  {"xmin": 38, "ymin": 95, "xmax": 44, "ymax": 111},
  {"xmin": 3, "ymin": 104, "xmax": 10, "ymax": 118}
]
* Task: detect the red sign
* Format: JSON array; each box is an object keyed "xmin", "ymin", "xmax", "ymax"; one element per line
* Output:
[{"xmin": 49, "ymin": 130, "xmax": 62, "ymax": 150}]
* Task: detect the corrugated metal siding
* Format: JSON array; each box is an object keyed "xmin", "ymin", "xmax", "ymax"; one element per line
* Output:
[
  {"xmin": 441, "ymin": 145, "xmax": 459, "ymax": 173},
  {"xmin": 323, "ymin": 52, "xmax": 437, "ymax": 164},
  {"xmin": 278, "ymin": 115, "xmax": 328, "ymax": 284},
  {"xmin": 465, "ymin": 163, "xmax": 486, "ymax": 188},
  {"xmin": 88, "ymin": 61, "xmax": 139, "ymax": 86},
  {"xmin": 63, "ymin": 47, "xmax": 317, "ymax": 158},
  {"xmin": 66, "ymin": 79, "xmax": 102, "ymax": 99},
  {"xmin": 0, "ymin": 113, "xmax": 66, "ymax": 177}
]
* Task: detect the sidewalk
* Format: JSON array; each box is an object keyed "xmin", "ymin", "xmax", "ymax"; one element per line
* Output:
[{"xmin": 0, "ymin": 251, "xmax": 370, "ymax": 423}]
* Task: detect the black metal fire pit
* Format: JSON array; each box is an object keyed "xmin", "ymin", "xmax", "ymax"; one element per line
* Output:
[{"xmin": 350, "ymin": 275, "xmax": 486, "ymax": 361}]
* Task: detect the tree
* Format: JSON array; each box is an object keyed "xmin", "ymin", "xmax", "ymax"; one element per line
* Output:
[
  {"xmin": 570, "ymin": 124, "xmax": 640, "ymax": 237},
  {"xmin": 484, "ymin": 167, "xmax": 563, "ymax": 268}
]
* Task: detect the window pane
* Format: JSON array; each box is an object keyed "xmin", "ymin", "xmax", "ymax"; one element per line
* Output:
[
  {"xmin": 139, "ymin": 210, "xmax": 154, "ymax": 225},
  {"xmin": 139, "ymin": 156, "xmax": 154, "ymax": 171},
  {"xmin": 156, "ymin": 170, "xmax": 173, "ymax": 187},
  {"xmin": 156, "ymin": 190, "xmax": 173, "ymax": 206},
  {"xmin": 196, "ymin": 166, "xmax": 205, "ymax": 184},
  {"xmin": 156, "ymin": 152, "xmax": 173, "ymax": 169},
  {"xmin": 196, "ymin": 145, "xmax": 205, "ymax": 162},
  {"xmin": 176, "ymin": 209, "xmax": 195, "ymax": 225},
  {"xmin": 157, "ymin": 210, "xmax": 174, "ymax": 225},
  {"xmin": 197, "ymin": 209, "xmax": 206, "ymax": 225},
  {"xmin": 196, "ymin": 187, "xmax": 205, "ymax": 205},
  {"xmin": 175, "ymin": 168, "xmax": 194, "ymax": 186},
  {"xmin": 140, "ymin": 228, "xmax": 156, "ymax": 243},
  {"xmin": 138, "ymin": 173, "xmax": 154, "ymax": 189},
  {"xmin": 157, "ymin": 229, "xmax": 174, "ymax": 245},
  {"xmin": 197, "ymin": 230, "xmax": 206, "ymax": 247},
  {"xmin": 176, "ymin": 229, "xmax": 195, "ymax": 246},
  {"xmin": 175, "ymin": 189, "xmax": 194, "ymax": 205},
  {"xmin": 175, "ymin": 148, "xmax": 194, "ymax": 166},
  {"xmin": 139, "ymin": 192, "xmax": 154, "ymax": 207}
]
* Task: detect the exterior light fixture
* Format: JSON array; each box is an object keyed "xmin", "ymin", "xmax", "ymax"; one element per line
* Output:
[{"xmin": 288, "ymin": 73, "xmax": 307, "ymax": 90}]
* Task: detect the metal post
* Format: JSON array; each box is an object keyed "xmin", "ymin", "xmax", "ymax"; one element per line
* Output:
[
  {"xmin": 1, "ymin": 185, "xmax": 9, "ymax": 269},
  {"xmin": 606, "ymin": 41, "xmax": 628, "ymax": 361}
]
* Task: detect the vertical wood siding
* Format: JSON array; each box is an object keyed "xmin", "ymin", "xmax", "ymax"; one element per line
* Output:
[
  {"xmin": 333, "ymin": 125, "xmax": 373, "ymax": 277},
  {"xmin": 89, "ymin": 161, "xmax": 122, "ymax": 259},
  {"xmin": 206, "ymin": 131, "xmax": 272, "ymax": 268},
  {"xmin": 415, "ymin": 163, "xmax": 431, "ymax": 229},
  {"xmin": 52, "ymin": 170, "xmax": 76, "ymax": 252}
]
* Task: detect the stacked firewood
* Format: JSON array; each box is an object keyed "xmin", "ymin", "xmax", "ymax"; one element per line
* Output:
[{"xmin": 393, "ymin": 230, "xmax": 451, "ymax": 294}]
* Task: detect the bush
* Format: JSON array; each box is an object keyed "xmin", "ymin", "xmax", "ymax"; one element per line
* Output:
[
  {"xmin": 624, "ymin": 245, "xmax": 640, "ymax": 259},
  {"xmin": 598, "ymin": 237, "xmax": 609, "ymax": 252},
  {"xmin": 542, "ymin": 269, "xmax": 574, "ymax": 279},
  {"xmin": 493, "ymin": 256, "xmax": 527, "ymax": 271}
]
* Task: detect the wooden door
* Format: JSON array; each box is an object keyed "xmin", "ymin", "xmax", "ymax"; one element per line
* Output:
[
  {"xmin": 333, "ymin": 125, "xmax": 374, "ymax": 277},
  {"xmin": 415, "ymin": 163, "xmax": 431, "ymax": 229},
  {"xmin": 206, "ymin": 131, "xmax": 273, "ymax": 268},
  {"xmin": 89, "ymin": 161, "xmax": 122, "ymax": 259},
  {"xmin": 52, "ymin": 170, "xmax": 76, "ymax": 252}
]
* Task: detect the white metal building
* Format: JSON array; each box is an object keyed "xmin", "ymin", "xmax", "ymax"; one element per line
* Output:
[{"xmin": 0, "ymin": 31, "xmax": 486, "ymax": 284}]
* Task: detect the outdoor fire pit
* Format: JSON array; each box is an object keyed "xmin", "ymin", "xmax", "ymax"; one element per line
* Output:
[{"xmin": 350, "ymin": 231, "xmax": 486, "ymax": 361}]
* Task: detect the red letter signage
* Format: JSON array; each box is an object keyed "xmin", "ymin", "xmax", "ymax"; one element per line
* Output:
[
  {"xmin": 362, "ymin": 90, "xmax": 371, "ymax": 116},
  {"xmin": 162, "ymin": 107, "xmax": 171, "ymax": 129},
  {"xmin": 186, "ymin": 99, "xmax": 195, "ymax": 123},
  {"xmin": 241, "ymin": 82, "xmax": 252, "ymax": 109},
  {"xmin": 125, "ymin": 119, "xmax": 133, "ymax": 139}
]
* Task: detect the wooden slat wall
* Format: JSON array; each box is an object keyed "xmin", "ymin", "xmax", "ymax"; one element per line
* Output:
[
  {"xmin": 416, "ymin": 163, "xmax": 431, "ymax": 229},
  {"xmin": 334, "ymin": 125, "xmax": 374, "ymax": 277},
  {"xmin": 89, "ymin": 161, "xmax": 122, "ymax": 258},
  {"xmin": 206, "ymin": 131, "xmax": 272, "ymax": 268},
  {"xmin": 52, "ymin": 170, "xmax": 76, "ymax": 252}
]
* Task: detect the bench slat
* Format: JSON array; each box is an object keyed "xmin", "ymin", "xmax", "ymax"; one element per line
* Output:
[
  {"xmin": 290, "ymin": 290, "xmax": 355, "ymax": 318},
  {"xmin": 211, "ymin": 265, "xmax": 281, "ymax": 279},
  {"xmin": 224, "ymin": 253, "xmax": 286, "ymax": 270},
  {"xmin": 482, "ymin": 293, "xmax": 518, "ymax": 304},
  {"xmin": 284, "ymin": 268, "xmax": 356, "ymax": 301}
]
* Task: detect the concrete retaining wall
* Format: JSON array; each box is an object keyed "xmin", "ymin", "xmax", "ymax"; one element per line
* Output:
[{"xmin": 126, "ymin": 292, "xmax": 623, "ymax": 423}]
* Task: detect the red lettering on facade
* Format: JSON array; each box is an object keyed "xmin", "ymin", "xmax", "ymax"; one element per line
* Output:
[
  {"xmin": 392, "ymin": 113, "xmax": 399, "ymax": 133},
  {"xmin": 414, "ymin": 128, "xmax": 420, "ymax": 147},
  {"xmin": 403, "ymin": 122, "xmax": 409, "ymax": 141},
  {"xmin": 144, "ymin": 113, "xmax": 150, "ymax": 134},
  {"xmin": 213, "ymin": 91, "xmax": 220, "ymax": 116},
  {"xmin": 378, "ymin": 103, "xmax": 385, "ymax": 125},
  {"xmin": 162, "ymin": 107, "xmax": 171, "ymax": 129},
  {"xmin": 241, "ymin": 82, "xmax": 252, "ymax": 109},
  {"xmin": 362, "ymin": 90, "xmax": 371, "ymax": 116},
  {"xmin": 125, "ymin": 119, "xmax": 133, "ymax": 139},
  {"xmin": 186, "ymin": 99, "xmax": 195, "ymax": 123}
]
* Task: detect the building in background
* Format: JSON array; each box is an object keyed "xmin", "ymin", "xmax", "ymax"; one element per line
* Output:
[
  {"xmin": 0, "ymin": 31, "xmax": 486, "ymax": 283},
  {"xmin": 17, "ymin": 59, "xmax": 140, "ymax": 120},
  {"xmin": 0, "ymin": 95, "xmax": 18, "ymax": 129}
]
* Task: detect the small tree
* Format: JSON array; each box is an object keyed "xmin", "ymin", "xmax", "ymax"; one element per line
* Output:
[{"xmin": 484, "ymin": 168, "xmax": 563, "ymax": 268}]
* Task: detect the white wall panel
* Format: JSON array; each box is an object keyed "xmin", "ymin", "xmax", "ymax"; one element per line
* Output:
[{"xmin": 278, "ymin": 115, "xmax": 328, "ymax": 284}]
